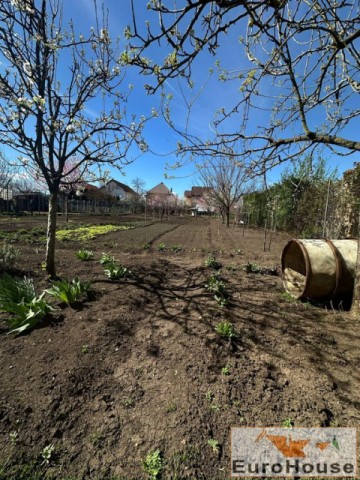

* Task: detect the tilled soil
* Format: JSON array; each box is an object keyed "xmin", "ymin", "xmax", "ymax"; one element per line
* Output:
[{"xmin": 0, "ymin": 216, "xmax": 359, "ymax": 479}]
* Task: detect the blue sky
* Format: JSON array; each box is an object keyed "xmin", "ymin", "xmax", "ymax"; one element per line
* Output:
[{"xmin": 3, "ymin": 0, "xmax": 359, "ymax": 197}]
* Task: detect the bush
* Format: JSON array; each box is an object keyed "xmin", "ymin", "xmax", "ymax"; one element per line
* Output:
[{"xmin": 0, "ymin": 275, "xmax": 52, "ymax": 334}]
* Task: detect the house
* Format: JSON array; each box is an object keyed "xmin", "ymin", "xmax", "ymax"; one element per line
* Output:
[
  {"xmin": 184, "ymin": 186, "xmax": 213, "ymax": 207},
  {"xmin": 146, "ymin": 182, "xmax": 173, "ymax": 198},
  {"xmin": 74, "ymin": 182, "xmax": 98, "ymax": 198},
  {"xmin": 99, "ymin": 179, "xmax": 137, "ymax": 201}
]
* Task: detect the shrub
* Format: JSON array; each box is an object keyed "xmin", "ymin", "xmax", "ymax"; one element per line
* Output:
[
  {"xmin": 171, "ymin": 244, "xmax": 182, "ymax": 253},
  {"xmin": 0, "ymin": 275, "xmax": 52, "ymax": 334},
  {"xmin": 0, "ymin": 243, "xmax": 20, "ymax": 270},
  {"xmin": 46, "ymin": 277, "xmax": 91, "ymax": 305},
  {"xmin": 76, "ymin": 249, "xmax": 94, "ymax": 261}
]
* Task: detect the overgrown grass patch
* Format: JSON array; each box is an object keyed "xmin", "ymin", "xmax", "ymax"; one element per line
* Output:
[{"xmin": 56, "ymin": 224, "xmax": 134, "ymax": 242}]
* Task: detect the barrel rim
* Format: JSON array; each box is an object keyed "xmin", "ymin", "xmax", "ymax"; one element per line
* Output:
[{"xmin": 281, "ymin": 239, "xmax": 312, "ymax": 299}]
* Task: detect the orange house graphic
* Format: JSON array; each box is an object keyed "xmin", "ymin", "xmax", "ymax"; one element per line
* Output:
[{"xmin": 255, "ymin": 429, "xmax": 334, "ymax": 458}]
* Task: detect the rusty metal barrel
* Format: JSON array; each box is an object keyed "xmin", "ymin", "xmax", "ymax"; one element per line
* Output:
[{"xmin": 281, "ymin": 239, "xmax": 358, "ymax": 300}]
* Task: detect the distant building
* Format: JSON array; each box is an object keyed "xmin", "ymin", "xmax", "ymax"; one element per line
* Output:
[
  {"xmin": 147, "ymin": 182, "xmax": 173, "ymax": 198},
  {"xmin": 75, "ymin": 182, "xmax": 98, "ymax": 198},
  {"xmin": 184, "ymin": 186, "xmax": 213, "ymax": 207},
  {"xmin": 12, "ymin": 191, "xmax": 49, "ymax": 212},
  {"xmin": 99, "ymin": 179, "xmax": 136, "ymax": 201}
]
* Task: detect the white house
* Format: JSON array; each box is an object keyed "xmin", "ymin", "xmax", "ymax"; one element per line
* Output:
[{"xmin": 100, "ymin": 179, "xmax": 137, "ymax": 201}]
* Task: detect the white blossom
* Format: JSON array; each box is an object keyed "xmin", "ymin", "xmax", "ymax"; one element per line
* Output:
[
  {"xmin": 11, "ymin": 0, "xmax": 34, "ymax": 13},
  {"xmin": 66, "ymin": 124, "xmax": 76, "ymax": 133}
]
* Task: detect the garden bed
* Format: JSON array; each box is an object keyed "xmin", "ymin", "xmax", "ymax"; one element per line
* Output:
[{"xmin": 0, "ymin": 216, "xmax": 359, "ymax": 479}]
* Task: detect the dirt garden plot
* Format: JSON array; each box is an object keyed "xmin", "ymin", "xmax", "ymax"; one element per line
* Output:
[{"xmin": 0, "ymin": 215, "xmax": 359, "ymax": 479}]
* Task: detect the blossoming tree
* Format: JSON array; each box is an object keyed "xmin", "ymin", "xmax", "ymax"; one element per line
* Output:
[{"xmin": 0, "ymin": 0, "xmax": 150, "ymax": 276}]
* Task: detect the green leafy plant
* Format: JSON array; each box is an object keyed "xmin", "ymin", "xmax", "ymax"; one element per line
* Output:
[
  {"xmin": 157, "ymin": 242, "xmax": 166, "ymax": 252},
  {"xmin": 123, "ymin": 397, "xmax": 134, "ymax": 408},
  {"xmin": 143, "ymin": 449, "xmax": 163, "ymax": 480},
  {"xmin": 214, "ymin": 294, "xmax": 230, "ymax": 307},
  {"xmin": 205, "ymin": 390, "xmax": 214, "ymax": 402},
  {"xmin": 281, "ymin": 291, "xmax": 297, "ymax": 302},
  {"xmin": 282, "ymin": 418, "xmax": 294, "ymax": 428},
  {"xmin": 221, "ymin": 365, "xmax": 230, "ymax": 376},
  {"xmin": 207, "ymin": 439, "xmax": 220, "ymax": 454},
  {"xmin": 165, "ymin": 402, "xmax": 177, "ymax": 413},
  {"xmin": 9, "ymin": 431, "xmax": 18, "ymax": 444},
  {"xmin": 205, "ymin": 274, "xmax": 226, "ymax": 294},
  {"xmin": 76, "ymin": 249, "xmax": 94, "ymax": 261},
  {"xmin": 204, "ymin": 255, "xmax": 222, "ymax": 269},
  {"xmin": 244, "ymin": 262, "xmax": 279, "ymax": 275},
  {"xmin": 205, "ymin": 274, "xmax": 230, "ymax": 307},
  {"xmin": 81, "ymin": 344, "xmax": 89, "ymax": 354},
  {"xmin": 243, "ymin": 262, "xmax": 262, "ymax": 273},
  {"xmin": 215, "ymin": 321, "xmax": 236, "ymax": 339},
  {"xmin": 100, "ymin": 252, "xmax": 115, "ymax": 265},
  {"xmin": 210, "ymin": 403, "xmax": 221, "ymax": 412},
  {"xmin": 0, "ymin": 243, "xmax": 19, "ymax": 270},
  {"xmin": 171, "ymin": 244, "xmax": 182, "ymax": 253},
  {"xmin": 41, "ymin": 444, "xmax": 55, "ymax": 465},
  {"xmin": 143, "ymin": 242, "xmax": 151, "ymax": 250},
  {"xmin": 104, "ymin": 263, "xmax": 130, "ymax": 280},
  {"xmin": 46, "ymin": 277, "xmax": 91, "ymax": 305},
  {"xmin": 0, "ymin": 274, "xmax": 52, "ymax": 334}
]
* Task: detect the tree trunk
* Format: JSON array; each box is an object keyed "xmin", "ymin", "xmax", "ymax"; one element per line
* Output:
[
  {"xmin": 226, "ymin": 210, "xmax": 230, "ymax": 227},
  {"xmin": 350, "ymin": 210, "xmax": 360, "ymax": 315},
  {"xmin": 46, "ymin": 191, "xmax": 58, "ymax": 277},
  {"xmin": 65, "ymin": 194, "xmax": 69, "ymax": 222}
]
